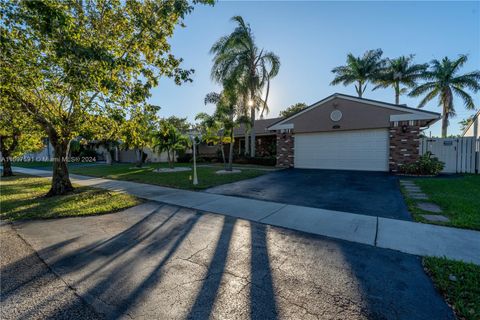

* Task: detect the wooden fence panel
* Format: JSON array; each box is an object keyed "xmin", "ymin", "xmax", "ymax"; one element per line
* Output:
[{"xmin": 420, "ymin": 137, "xmax": 479, "ymax": 174}]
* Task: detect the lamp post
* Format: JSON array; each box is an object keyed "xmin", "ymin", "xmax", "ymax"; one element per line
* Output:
[{"xmin": 188, "ymin": 130, "xmax": 202, "ymax": 185}]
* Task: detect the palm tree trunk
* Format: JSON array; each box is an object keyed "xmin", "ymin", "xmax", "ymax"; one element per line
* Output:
[
  {"xmin": 250, "ymin": 107, "xmax": 256, "ymax": 157},
  {"xmin": 441, "ymin": 90, "xmax": 453, "ymax": 138},
  {"xmin": 395, "ymin": 83, "xmax": 400, "ymax": 105},
  {"xmin": 244, "ymin": 128, "xmax": 249, "ymax": 156},
  {"xmin": 442, "ymin": 106, "xmax": 449, "ymax": 138},
  {"xmin": 357, "ymin": 81, "xmax": 363, "ymax": 98},
  {"xmin": 219, "ymin": 141, "xmax": 227, "ymax": 170},
  {"xmin": 228, "ymin": 131, "xmax": 234, "ymax": 171}
]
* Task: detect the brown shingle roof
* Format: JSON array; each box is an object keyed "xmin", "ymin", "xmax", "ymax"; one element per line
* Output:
[{"xmin": 233, "ymin": 117, "xmax": 282, "ymax": 137}]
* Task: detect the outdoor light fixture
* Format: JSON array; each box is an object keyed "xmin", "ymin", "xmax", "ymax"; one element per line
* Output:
[{"xmin": 188, "ymin": 130, "xmax": 202, "ymax": 185}]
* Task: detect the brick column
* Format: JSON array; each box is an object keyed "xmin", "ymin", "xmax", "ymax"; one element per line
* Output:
[
  {"xmin": 389, "ymin": 121, "xmax": 421, "ymax": 172},
  {"xmin": 276, "ymin": 132, "xmax": 294, "ymax": 168}
]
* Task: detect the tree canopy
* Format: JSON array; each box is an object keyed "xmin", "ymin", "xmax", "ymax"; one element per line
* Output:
[
  {"xmin": 330, "ymin": 49, "xmax": 384, "ymax": 98},
  {"xmin": 409, "ymin": 55, "xmax": 480, "ymax": 137},
  {"xmin": 0, "ymin": 97, "xmax": 44, "ymax": 176},
  {"xmin": 153, "ymin": 121, "xmax": 189, "ymax": 169},
  {"xmin": 120, "ymin": 104, "xmax": 160, "ymax": 167},
  {"xmin": 279, "ymin": 102, "xmax": 308, "ymax": 118},
  {"xmin": 0, "ymin": 0, "xmax": 212, "ymax": 195},
  {"xmin": 373, "ymin": 55, "xmax": 427, "ymax": 104},
  {"xmin": 210, "ymin": 16, "xmax": 280, "ymax": 156}
]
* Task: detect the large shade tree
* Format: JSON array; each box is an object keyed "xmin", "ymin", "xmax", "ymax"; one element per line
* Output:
[
  {"xmin": 373, "ymin": 55, "xmax": 427, "ymax": 104},
  {"xmin": 331, "ymin": 49, "xmax": 384, "ymax": 98},
  {"xmin": 0, "ymin": 0, "xmax": 212, "ymax": 196},
  {"xmin": 409, "ymin": 55, "xmax": 480, "ymax": 137},
  {"xmin": 210, "ymin": 16, "xmax": 280, "ymax": 157}
]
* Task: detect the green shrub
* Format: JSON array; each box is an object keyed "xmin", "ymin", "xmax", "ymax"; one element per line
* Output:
[
  {"xmin": 177, "ymin": 153, "xmax": 192, "ymax": 163},
  {"xmin": 400, "ymin": 152, "xmax": 444, "ymax": 175}
]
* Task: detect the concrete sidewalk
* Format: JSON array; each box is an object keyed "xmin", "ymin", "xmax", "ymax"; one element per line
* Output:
[{"xmin": 12, "ymin": 167, "xmax": 480, "ymax": 265}]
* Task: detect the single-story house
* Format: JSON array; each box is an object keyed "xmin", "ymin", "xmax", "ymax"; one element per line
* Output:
[
  {"xmin": 462, "ymin": 110, "xmax": 479, "ymax": 138},
  {"xmin": 198, "ymin": 117, "xmax": 281, "ymax": 158},
  {"xmin": 267, "ymin": 93, "xmax": 441, "ymax": 172}
]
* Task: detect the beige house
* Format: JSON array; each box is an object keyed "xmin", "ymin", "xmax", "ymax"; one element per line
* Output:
[
  {"xmin": 268, "ymin": 93, "xmax": 441, "ymax": 172},
  {"xmin": 462, "ymin": 110, "xmax": 479, "ymax": 138}
]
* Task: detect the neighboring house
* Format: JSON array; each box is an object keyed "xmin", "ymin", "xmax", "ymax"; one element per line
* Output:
[
  {"xmin": 22, "ymin": 138, "xmax": 53, "ymax": 161},
  {"xmin": 268, "ymin": 93, "xmax": 441, "ymax": 172},
  {"xmin": 198, "ymin": 117, "xmax": 281, "ymax": 159},
  {"xmin": 462, "ymin": 110, "xmax": 479, "ymax": 138},
  {"xmin": 20, "ymin": 138, "xmax": 171, "ymax": 164},
  {"xmin": 116, "ymin": 148, "xmax": 170, "ymax": 163}
]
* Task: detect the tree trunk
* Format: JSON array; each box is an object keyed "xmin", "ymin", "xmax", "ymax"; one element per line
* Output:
[
  {"xmin": 250, "ymin": 107, "xmax": 256, "ymax": 157},
  {"xmin": 1, "ymin": 134, "xmax": 18, "ymax": 177},
  {"xmin": 166, "ymin": 148, "xmax": 172, "ymax": 168},
  {"xmin": 357, "ymin": 81, "xmax": 363, "ymax": 98},
  {"xmin": 135, "ymin": 148, "xmax": 143, "ymax": 167},
  {"xmin": 169, "ymin": 150, "xmax": 174, "ymax": 169},
  {"xmin": 1, "ymin": 151, "xmax": 13, "ymax": 177},
  {"xmin": 441, "ymin": 92, "xmax": 453, "ymax": 138},
  {"xmin": 244, "ymin": 128, "xmax": 250, "ymax": 156},
  {"xmin": 47, "ymin": 140, "xmax": 73, "ymax": 196},
  {"xmin": 104, "ymin": 150, "xmax": 112, "ymax": 165},
  {"xmin": 228, "ymin": 132, "xmax": 234, "ymax": 171},
  {"xmin": 219, "ymin": 142, "xmax": 227, "ymax": 170},
  {"xmin": 395, "ymin": 83, "xmax": 400, "ymax": 105},
  {"xmin": 441, "ymin": 110, "xmax": 449, "ymax": 138}
]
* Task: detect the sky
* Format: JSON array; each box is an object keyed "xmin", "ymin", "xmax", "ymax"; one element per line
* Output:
[{"xmin": 150, "ymin": 1, "xmax": 480, "ymax": 137}]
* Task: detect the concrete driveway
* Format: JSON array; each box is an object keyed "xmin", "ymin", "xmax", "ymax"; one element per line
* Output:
[
  {"xmin": 206, "ymin": 169, "xmax": 411, "ymax": 220},
  {"xmin": 4, "ymin": 202, "xmax": 453, "ymax": 319}
]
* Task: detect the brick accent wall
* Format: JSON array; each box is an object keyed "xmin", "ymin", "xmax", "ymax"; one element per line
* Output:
[
  {"xmin": 389, "ymin": 121, "xmax": 421, "ymax": 172},
  {"xmin": 276, "ymin": 132, "xmax": 294, "ymax": 168}
]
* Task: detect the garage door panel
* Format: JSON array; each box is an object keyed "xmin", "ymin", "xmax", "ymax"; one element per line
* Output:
[{"xmin": 294, "ymin": 129, "xmax": 389, "ymax": 171}]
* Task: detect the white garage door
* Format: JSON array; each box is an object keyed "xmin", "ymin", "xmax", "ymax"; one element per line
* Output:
[{"xmin": 294, "ymin": 129, "xmax": 389, "ymax": 171}]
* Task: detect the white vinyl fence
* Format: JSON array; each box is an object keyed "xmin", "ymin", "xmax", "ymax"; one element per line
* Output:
[{"xmin": 420, "ymin": 137, "xmax": 479, "ymax": 174}]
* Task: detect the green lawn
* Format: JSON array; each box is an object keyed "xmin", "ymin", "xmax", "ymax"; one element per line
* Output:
[
  {"xmin": 424, "ymin": 257, "xmax": 480, "ymax": 320},
  {"xmin": 0, "ymin": 175, "xmax": 141, "ymax": 221},
  {"xmin": 403, "ymin": 175, "xmax": 480, "ymax": 230},
  {"xmin": 67, "ymin": 163, "xmax": 267, "ymax": 190}
]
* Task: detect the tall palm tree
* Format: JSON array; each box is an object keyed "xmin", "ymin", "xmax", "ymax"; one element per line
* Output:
[
  {"xmin": 330, "ymin": 49, "xmax": 384, "ymax": 98},
  {"xmin": 203, "ymin": 79, "xmax": 249, "ymax": 171},
  {"xmin": 409, "ymin": 55, "xmax": 480, "ymax": 137},
  {"xmin": 210, "ymin": 16, "xmax": 280, "ymax": 157},
  {"xmin": 373, "ymin": 55, "xmax": 427, "ymax": 104}
]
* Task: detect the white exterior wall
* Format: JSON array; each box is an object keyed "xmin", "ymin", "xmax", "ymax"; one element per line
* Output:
[
  {"xmin": 118, "ymin": 147, "xmax": 171, "ymax": 163},
  {"xmin": 464, "ymin": 117, "xmax": 479, "ymax": 138}
]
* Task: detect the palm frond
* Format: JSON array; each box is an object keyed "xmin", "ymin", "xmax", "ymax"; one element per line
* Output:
[
  {"xmin": 409, "ymin": 82, "xmax": 437, "ymax": 97},
  {"xmin": 452, "ymin": 86, "xmax": 476, "ymax": 110},
  {"xmin": 417, "ymin": 87, "xmax": 439, "ymax": 108}
]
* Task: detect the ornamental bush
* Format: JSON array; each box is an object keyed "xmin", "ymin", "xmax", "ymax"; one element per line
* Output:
[{"xmin": 400, "ymin": 152, "xmax": 444, "ymax": 175}]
